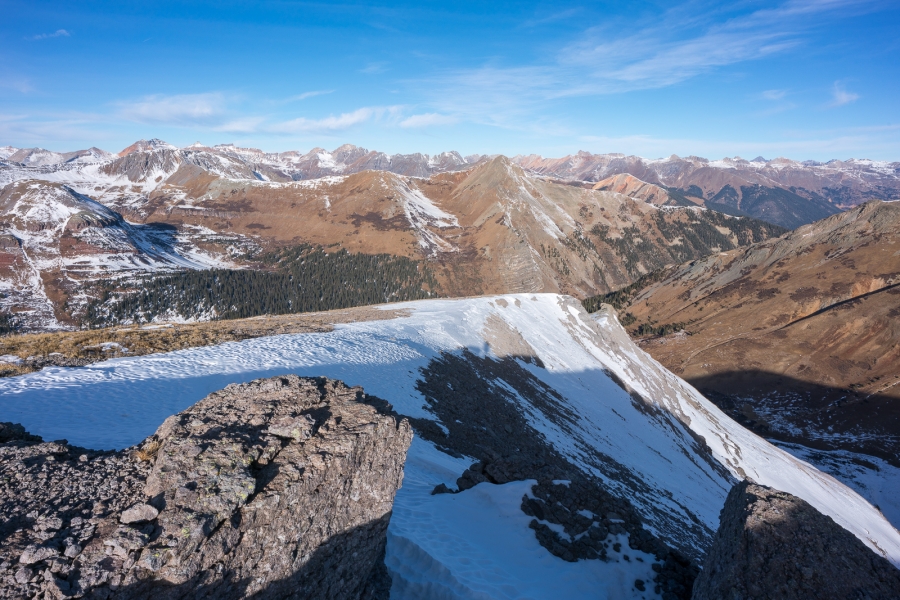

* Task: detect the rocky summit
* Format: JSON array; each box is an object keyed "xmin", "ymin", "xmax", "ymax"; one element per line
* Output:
[
  {"xmin": 0, "ymin": 375, "xmax": 412, "ymax": 599},
  {"xmin": 693, "ymin": 480, "xmax": 900, "ymax": 599}
]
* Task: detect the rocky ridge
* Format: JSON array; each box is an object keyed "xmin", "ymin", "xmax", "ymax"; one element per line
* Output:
[
  {"xmin": 414, "ymin": 348, "xmax": 706, "ymax": 599},
  {"xmin": 0, "ymin": 375, "xmax": 412, "ymax": 599}
]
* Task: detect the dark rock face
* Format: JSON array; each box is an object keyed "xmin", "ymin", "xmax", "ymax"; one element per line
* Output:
[
  {"xmin": 693, "ymin": 480, "xmax": 900, "ymax": 600},
  {"xmin": 0, "ymin": 375, "xmax": 412, "ymax": 599},
  {"xmin": 0, "ymin": 422, "xmax": 42, "ymax": 444}
]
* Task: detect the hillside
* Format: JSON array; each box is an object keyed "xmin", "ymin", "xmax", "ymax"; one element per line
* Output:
[
  {"xmin": 0, "ymin": 294, "xmax": 897, "ymax": 598},
  {"xmin": 0, "ymin": 181, "xmax": 231, "ymax": 329},
  {"xmin": 593, "ymin": 200, "xmax": 900, "ymax": 464}
]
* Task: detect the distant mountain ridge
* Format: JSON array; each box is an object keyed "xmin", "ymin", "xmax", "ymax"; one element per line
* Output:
[
  {"xmin": 2, "ymin": 139, "xmax": 898, "ymax": 228},
  {"xmin": 0, "ymin": 140, "xmax": 785, "ymax": 330}
]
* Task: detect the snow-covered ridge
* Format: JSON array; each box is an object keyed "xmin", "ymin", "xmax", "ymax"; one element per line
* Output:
[
  {"xmin": 0, "ymin": 141, "xmax": 481, "ymax": 201},
  {"xmin": 1, "ymin": 294, "xmax": 897, "ymax": 590}
]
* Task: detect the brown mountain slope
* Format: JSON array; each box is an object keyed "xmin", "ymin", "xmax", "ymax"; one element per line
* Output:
[
  {"xmin": 592, "ymin": 174, "xmax": 675, "ymax": 206},
  {"xmin": 612, "ymin": 200, "xmax": 900, "ymax": 463},
  {"xmin": 514, "ymin": 152, "xmax": 899, "ymax": 228},
  {"xmin": 0, "ymin": 181, "xmax": 237, "ymax": 329},
  {"xmin": 0, "ymin": 156, "xmax": 785, "ymax": 329},
  {"xmin": 108, "ymin": 156, "xmax": 785, "ymax": 297}
]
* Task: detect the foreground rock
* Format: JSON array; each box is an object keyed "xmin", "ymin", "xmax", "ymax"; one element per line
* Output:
[
  {"xmin": 693, "ymin": 480, "xmax": 900, "ymax": 599},
  {"xmin": 0, "ymin": 375, "xmax": 412, "ymax": 599}
]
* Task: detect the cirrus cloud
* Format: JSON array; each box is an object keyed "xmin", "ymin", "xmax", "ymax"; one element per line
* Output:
[
  {"xmin": 29, "ymin": 29, "xmax": 70, "ymax": 41},
  {"xmin": 830, "ymin": 81, "xmax": 860, "ymax": 107},
  {"xmin": 400, "ymin": 113, "xmax": 458, "ymax": 128},
  {"xmin": 276, "ymin": 106, "xmax": 402, "ymax": 134},
  {"xmin": 115, "ymin": 93, "xmax": 227, "ymax": 125}
]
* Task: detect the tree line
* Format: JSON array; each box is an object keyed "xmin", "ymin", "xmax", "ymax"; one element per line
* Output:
[{"xmin": 83, "ymin": 244, "xmax": 441, "ymax": 326}]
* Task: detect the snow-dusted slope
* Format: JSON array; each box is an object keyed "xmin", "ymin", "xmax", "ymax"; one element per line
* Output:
[
  {"xmin": 0, "ymin": 180, "xmax": 229, "ymax": 329},
  {"xmin": 1, "ymin": 294, "xmax": 897, "ymax": 596},
  {"xmin": 0, "ymin": 146, "xmax": 18, "ymax": 160}
]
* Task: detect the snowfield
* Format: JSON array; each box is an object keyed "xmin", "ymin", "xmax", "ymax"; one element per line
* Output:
[{"xmin": 1, "ymin": 294, "xmax": 898, "ymax": 597}]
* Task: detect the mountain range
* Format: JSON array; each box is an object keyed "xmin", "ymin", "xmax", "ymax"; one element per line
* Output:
[
  {"xmin": 1, "ymin": 139, "xmax": 792, "ymax": 330},
  {"xmin": 4, "ymin": 140, "xmax": 899, "ymax": 227},
  {"xmin": 2, "ymin": 139, "xmax": 900, "ymax": 596}
]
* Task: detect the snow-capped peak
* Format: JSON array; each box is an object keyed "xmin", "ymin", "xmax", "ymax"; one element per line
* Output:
[{"xmin": 0, "ymin": 146, "xmax": 19, "ymax": 160}]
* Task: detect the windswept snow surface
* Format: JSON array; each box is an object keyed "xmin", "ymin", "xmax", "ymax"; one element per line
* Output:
[
  {"xmin": 1, "ymin": 294, "xmax": 898, "ymax": 592},
  {"xmin": 388, "ymin": 439, "xmax": 661, "ymax": 599},
  {"xmin": 771, "ymin": 441, "xmax": 900, "ymax": 531},
  {"xmin": 396, "ymin": 179, "xmax": 458, "ymax": 255}
]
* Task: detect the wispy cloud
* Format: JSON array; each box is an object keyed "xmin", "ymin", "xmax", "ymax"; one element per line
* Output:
[
  {"xmin": 521, "ymin": 8, "xmax": 580, "ymax": 28},
  {"xmin": 360, "ymin": 62, "xmax": 388, "ymax": 75},
  {"xmin": 755, "ymin": 89, "xmax": 796, "ymax": 116},
  {"xmin": 760, "ymin": 89, "xmax": 788, "ymax": 100},
  {"xmin": 0, "ymin": 76, "xmax": 35, "ymax": 93},
  {"xmin": 213, "ymin": 117, "xmax": 266, "ymax": 134},
  {"xmin": 29, "ymin": 29, "xmax": 70, "ymax": 41},
  {"xmin": 414, "ymin": 0, "xmax": 878, "ymax": 125},
  {"xmin": 290, "ymin": 90, "xmax": 334, "ymax": 101},
  {"xmin": 577, "ymin": 123, "xmax": 900, "ymax": 160},
  {"xmin": 399, "ymin": 113, "xmax": 458, "ymax": 128},
  {"xmin": 276, "ymin": 106, "xmax": 402, "ymax": 134},
  {"xmin": 0, "ymin": 112, "xmax": 111, "ymax": 146},
  {"xmin": 830, "ymin": 81, "xmax": 860, "ymax": 106},
  {"xmin": 115, "ymin": 93, "xmax": 227, "ymax": 125}
]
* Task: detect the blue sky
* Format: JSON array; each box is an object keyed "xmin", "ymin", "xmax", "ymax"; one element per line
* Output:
[{"xmin": 1, "ymin": 0, "xmax": 898, "ymax": 160}]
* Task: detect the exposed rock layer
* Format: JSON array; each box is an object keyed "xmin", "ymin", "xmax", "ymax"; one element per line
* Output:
[
  {"xmin": 0, "ymin": 375, "xmax": 412, "ymax": 599},
  {"xmin": 693, "ymin": 480, "xmax": 900, "ymax": 599}
]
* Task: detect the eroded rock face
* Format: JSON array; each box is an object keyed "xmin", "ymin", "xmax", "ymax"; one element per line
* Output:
[
  {"xmin": 0, "ymin": 375, "xmax": 412, "ymax": 599},
  {"xmin": 693, "ymin": 480, "xmax": 900, "ymax": 600}
]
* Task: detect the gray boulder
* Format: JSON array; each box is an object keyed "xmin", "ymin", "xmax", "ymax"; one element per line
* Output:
[
  {"xmin": 693, "ymin": 480, "xmax": 900, "ymax": 599},
  {"xmin": 0, "ymin": 375, "xmax": 412, "ymax": 599}
]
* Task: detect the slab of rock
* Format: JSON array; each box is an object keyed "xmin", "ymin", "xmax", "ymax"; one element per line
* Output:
[
  {"xmin": 0, "ymin": 375, "xmax": 412, "ymax": 599},
  {"xmin": 119, "ymin": 505, "xmax": 158, "ymax": 525},
  {"xmin": 693, "ymin": 480, "xmax": 900, "ymax": 600}
]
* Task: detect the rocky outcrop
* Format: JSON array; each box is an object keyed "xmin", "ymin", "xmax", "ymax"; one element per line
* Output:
[
  {"xmin": 693, "ymin": 480, "xmax": 900, "ymax": 599},
  {"xmin": 592, "ymin": 173, "xmax": 672, "ymax": 206},
  {"xmin": 0, "ymin": 422, "xmax": 42, "ymax": 444},
  {"xmin": 0, "ymin": 375, "xmax": 412, "ymax": 599}
]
